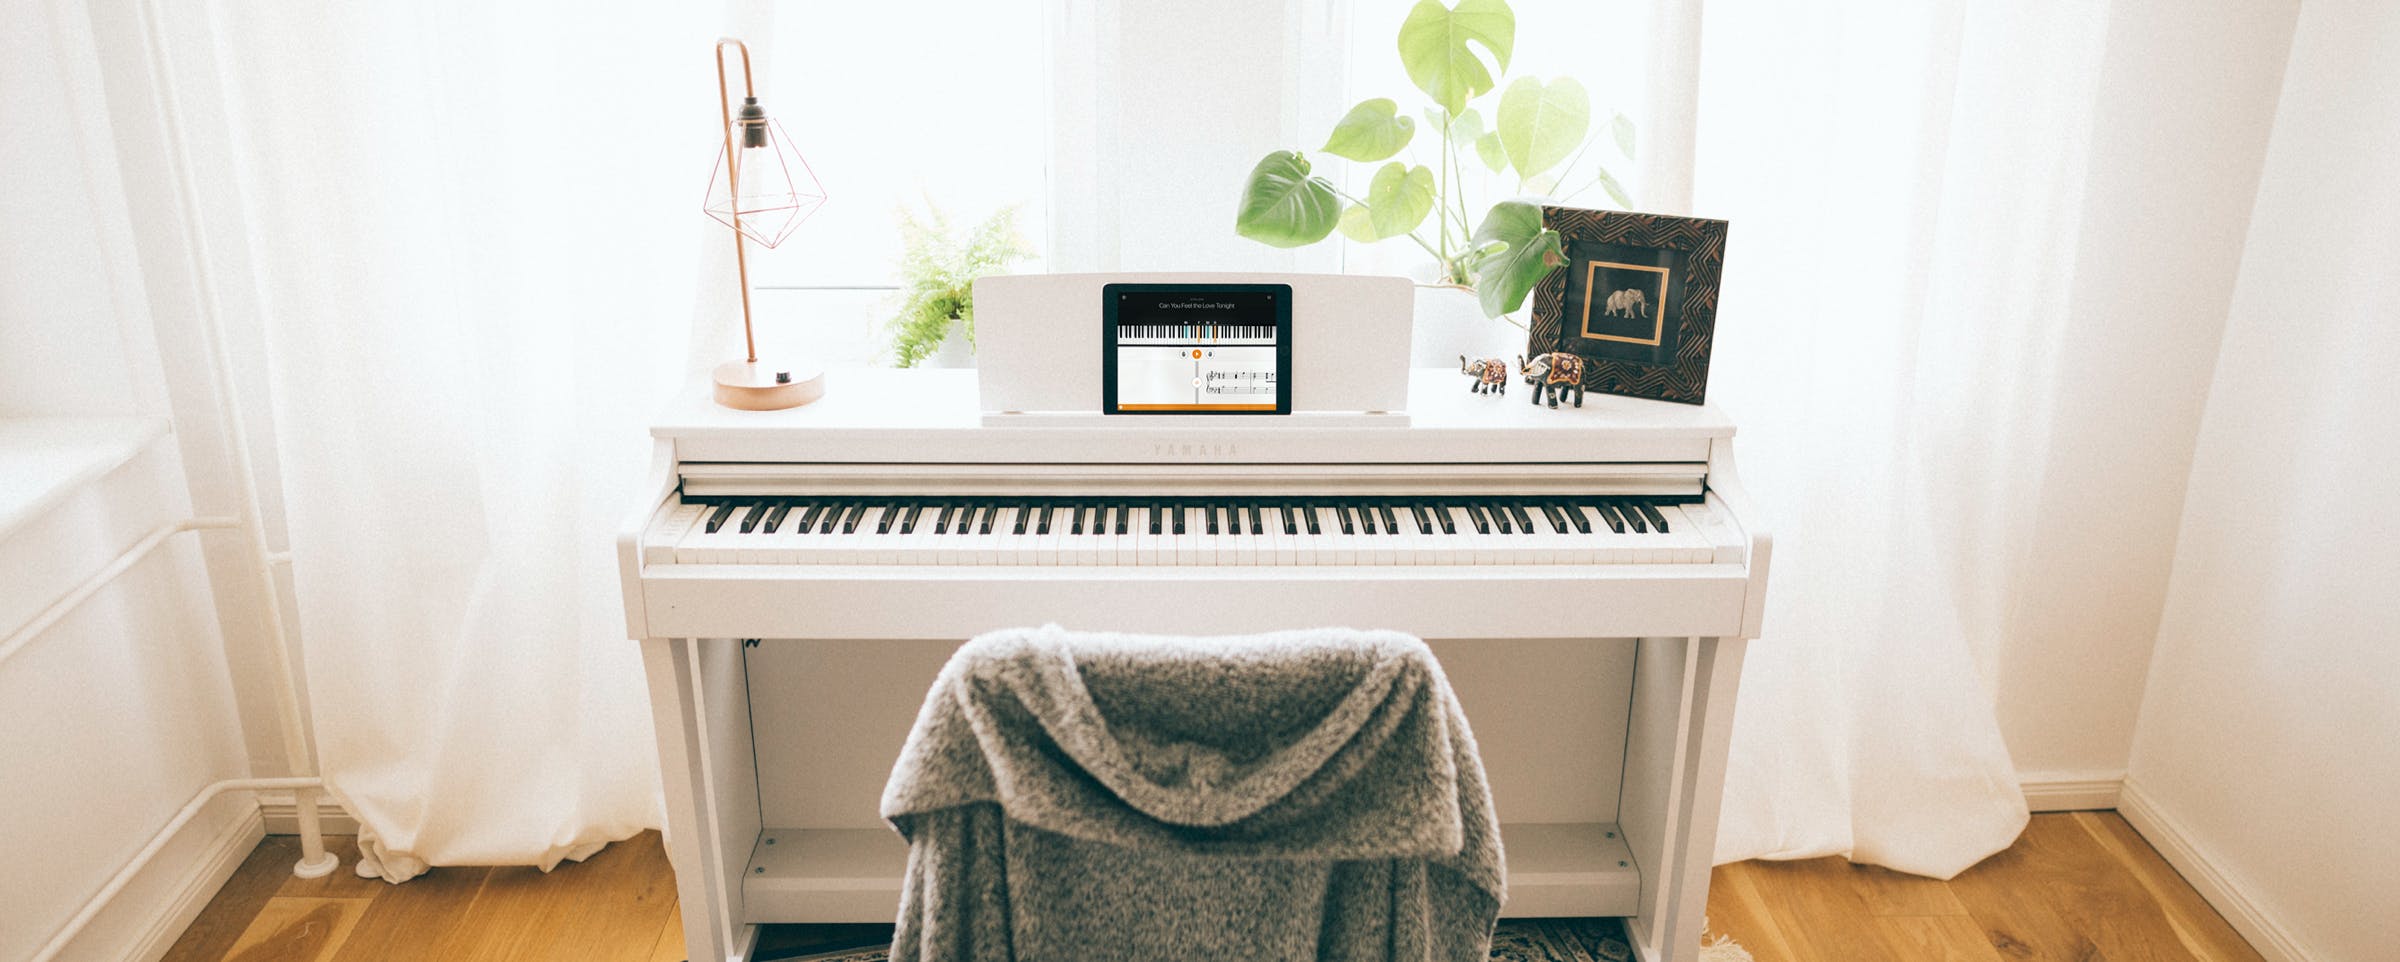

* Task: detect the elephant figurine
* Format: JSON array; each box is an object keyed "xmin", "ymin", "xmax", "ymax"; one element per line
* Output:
[
  {"xmin": 1518, "ymin": 352, "xmax": 1587, "ymax": 409},
  {"xmin": 1460, "ymin": 355, "xmax": 1508, "ymax": 395},
  {"xmin": 1604, "ymin": 287, "xmax": 1650, "ymax": 319}
]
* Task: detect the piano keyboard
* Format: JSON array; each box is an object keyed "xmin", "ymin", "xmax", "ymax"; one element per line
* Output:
[
  {"xmin": 645, "ymin": 496, "xmax": 1744, "ymax": 566},
  {"xmin": 1115, "ymin": 323, "xmax": 1276, "ymax": 343}
]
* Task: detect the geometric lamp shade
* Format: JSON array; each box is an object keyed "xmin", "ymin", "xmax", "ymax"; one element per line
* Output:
[{"xmin": 702, "ymin": 117, "xmax": 827, "ymax": 250}]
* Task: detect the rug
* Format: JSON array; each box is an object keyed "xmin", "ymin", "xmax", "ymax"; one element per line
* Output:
[{"xmin": 751, "ymin": 917, "xmax": 1752, "ymax": 961}]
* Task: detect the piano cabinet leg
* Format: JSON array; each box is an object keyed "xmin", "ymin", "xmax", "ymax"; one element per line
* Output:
[
  {"xmin": 643, "ymin": 637, "xmax": 766, "ymax": 962},
  {"xmin": 1620, "ymin": 635, "xmax": 1750, "ymax": 962}
]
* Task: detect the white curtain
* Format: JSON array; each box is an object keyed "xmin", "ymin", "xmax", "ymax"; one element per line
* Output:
[
  {"xmin": 197, "ymin": 0, "xmax": 759, "ymax": 878},
  {"xmin": 1695, "ymin": 1, "xmax": 2119, "ymax": 876}
]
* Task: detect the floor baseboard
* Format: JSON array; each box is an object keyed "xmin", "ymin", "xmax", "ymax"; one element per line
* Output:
[
  {"xmin": 128, "ymin": 805, "xmax": 266, "ymax": 962},
  {"xmin": 256, "ymin": 790, "xmax": 362, "ymax": 836},
  {"xmin": 2017, "ymin": 770, "xmax": 2124, "ymax": 812},
  {"xmin": 2117, "ymin": 780, "xmax": 2311, "ymax": 962}
]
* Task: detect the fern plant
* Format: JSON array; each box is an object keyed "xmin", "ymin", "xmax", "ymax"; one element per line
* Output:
[{"xmin": 884, "ymin": 203, "xmax": 1034, "ymax": 367}]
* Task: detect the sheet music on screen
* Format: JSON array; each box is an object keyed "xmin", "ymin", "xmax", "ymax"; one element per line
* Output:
[{"xmin": 1109, "ymin": 288, "xmax": 1285, "ymax": 412}]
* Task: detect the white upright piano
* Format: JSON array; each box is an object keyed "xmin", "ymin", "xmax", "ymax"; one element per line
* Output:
[{"xmin": 621, "ymin": 274, "xmax": 1771, "ymax": 962}]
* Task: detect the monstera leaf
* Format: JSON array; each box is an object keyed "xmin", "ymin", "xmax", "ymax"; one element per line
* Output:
[
  {"xmin": 1367, "ymin": 162, "xmax": 1436, "ymax": 238},
  {"xmin": 1397, "ymin": 0, "xmax": 1515, "ymax": 115},
  {"xmin": 1235, "ymin": 151, "xmax": 1341, "ymax": 248},
  {"xmin": 1337, "ymin": 204, "xmax": 1379, "ymax": 243},
  {"xmin": 1475, "ymin": 131, "xmax": 1508, "ymax": 173},
  {"xmin": 1468, "ymin": 200, "xmax": 1563, "ymax": 318},
  {"xmin": 1497, "ymin": 76, "xmax": 1589, "ymax": 181},
  {"xmin": 1323, "ymin": 99, "xmax": 1416, "ymax": 162}
]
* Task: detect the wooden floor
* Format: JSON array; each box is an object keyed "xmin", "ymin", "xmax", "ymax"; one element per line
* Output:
[{"xmin": 163, "ymin": 812, "xmax": 2260, "ymax": 962}]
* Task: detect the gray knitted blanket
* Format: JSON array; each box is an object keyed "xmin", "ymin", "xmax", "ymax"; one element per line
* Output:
[{"xmin": 880, "ymin": 625, "xmax": 1505, "ymax": 962}]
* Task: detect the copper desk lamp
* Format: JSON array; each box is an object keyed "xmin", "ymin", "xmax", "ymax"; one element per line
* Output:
[{"xmin": 705, "ymin": 38, "xmax": 828, "ymax": 410}]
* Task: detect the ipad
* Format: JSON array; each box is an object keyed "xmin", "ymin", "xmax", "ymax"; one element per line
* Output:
[{"xmin": 1101, "ymin": 283, "xmax": 1293, "ymax": 415}]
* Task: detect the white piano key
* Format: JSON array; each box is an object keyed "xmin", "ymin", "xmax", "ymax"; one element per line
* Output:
[
  {"xmin": 898, "ymin": 506, "xmax": 939, "ymax": 564},
  {"xmin": 1359, "ymin": 506, "xmax": 1395, "ymax": 566},
  {"xmin": 1193, "ymin": 506, "xmax": 1219, "ymax": 566},
  {"xmin": 1017, "ymin": 506, "xmax": 1046, "ymax": 566},
  {"xmin": 762, "ymin": 506, "xmax": 803, "ymax": 564},
  {"xmin": 1029, "ymin": 505, "xmax": 1058, "ymax": 566},
  {"xmin": 1682, "ymin": 501, "xmax": 1746, "ymax": 564},
  {"xmin": 1655, "ymin": 505, "xmax": 1714, "ymax": 563},
  {"xmin": 1177, "ymin": 507, "xmax": 1201, "ymax": 565},
  {"xmin": 647, "ymin": 503, "xmax": 708, "ymax": 565},
  {"xmin": 1523, "ymin": 507, "xmax": 1561, "ymax": 565},
  {"xmin": 1313, "ymin": 507, "xmax": 1349, "ymax": 565}
]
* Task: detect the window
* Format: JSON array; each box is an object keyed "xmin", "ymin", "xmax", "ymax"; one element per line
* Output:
[
  {"xmin": 1336, "ymin": 0, "xmax": 1653, "ymax": 280},
  {"xmin": 748, "ymin": 0, "xmax": 1051, "ymax": 366}
]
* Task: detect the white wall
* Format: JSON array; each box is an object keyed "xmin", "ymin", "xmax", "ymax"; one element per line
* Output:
[
  {"xmin": 2126, "ymin": 0, "xmax": 2400, "ymax": 958},
  {"xmin": 1, "ymin": 0, "xmax": 269, "ymax": 958}
]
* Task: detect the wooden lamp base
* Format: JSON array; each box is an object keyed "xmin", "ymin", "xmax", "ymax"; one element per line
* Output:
[{"xmin": 712, "ymin": 359, "xmax": 825, "ymax": 411}]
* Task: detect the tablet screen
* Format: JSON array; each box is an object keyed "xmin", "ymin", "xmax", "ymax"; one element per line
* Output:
[{"xmin": 1101, "ymin": 283, "xmax": 1293, "ymax": 415}]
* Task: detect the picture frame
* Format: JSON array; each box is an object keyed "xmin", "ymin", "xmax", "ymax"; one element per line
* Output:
[{"xmin": 1525, "ymin": 207, "xmax": 1729, "ymax": 405}]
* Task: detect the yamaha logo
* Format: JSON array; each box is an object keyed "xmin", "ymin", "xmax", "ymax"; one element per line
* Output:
[{"xmin": 1151, "ymin": 440, "xmax": 1239, "ymax": 460}]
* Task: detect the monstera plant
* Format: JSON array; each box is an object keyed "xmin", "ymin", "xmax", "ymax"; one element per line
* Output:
[{"xmin": 1233, "ymin": 0, "xmax": 1633, "ymax": 319}]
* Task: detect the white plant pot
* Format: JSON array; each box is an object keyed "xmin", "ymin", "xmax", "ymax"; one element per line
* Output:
[
  {"xmin": 924, "ymin": 318, "xmax": 974, "ymax": 368},
  {"xmin": 1411, "ymin": 285, "xmax": 1528, "ymax": 369}
]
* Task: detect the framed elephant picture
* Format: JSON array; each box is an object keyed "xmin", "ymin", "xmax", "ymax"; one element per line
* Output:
[{"xmin": 1525, "ymin": 207, "xmax": 1729, "ymax": 405}]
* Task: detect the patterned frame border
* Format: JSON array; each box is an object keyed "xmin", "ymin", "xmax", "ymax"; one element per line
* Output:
[{"xmin": 1526, "ymin": 207, "xmax": 1729, "ymax": 405}]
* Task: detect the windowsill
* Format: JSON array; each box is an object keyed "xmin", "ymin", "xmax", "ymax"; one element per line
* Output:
[{"xmin": 0, "ymin": 416, "xmax": 170, "ymax": 541}]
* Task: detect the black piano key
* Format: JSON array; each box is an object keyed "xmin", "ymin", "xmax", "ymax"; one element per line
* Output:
[
  {"xmin": 1075, "ymin": 504, "xmax": 1092, "ymax": 535},
  {"xmin": 1247, "ymin": 503, "xmax": 1262, "ymax": 535},
  {"xmin": 1506, "ymin": 503, "xmax": 1535, "ymax": 531},
  {"xmin": 1172, "ymin": 504, "xmax": 1187, "ymax": 535},
  {"xmin": 1150, "ymin": 504, "xmax": 1164, "ymax": 535},
  {"xmin": 1376, "ymin": 504, "xmax": 1399, "ymax": 534},
  {"xmin": 1633, "ymin": 500, "xmax": 1670, "ymax": 532},
  {"xmin": 1487, "ymin": 503, "xmax": 1514, "ymax": 534},
  {"xmin": 930, "ymin": 504, "xmax": 952, "ymax": 534},
  {"xmin": 1013, "ymin": 504, "xmax": 1033, "ymax": 535},
  {"xmin": 1556, "ymin": 502, "xmax": 1591, "ymax": 533},
  {"xmin": 1302, "ymin": 504, "xmax": 1321, "ymax": 535},
  {"xmin": 1334, "ymin": 504, "xmax": 1356, "ymax": 535},
  {"xmin": 876, "ymin": 503, "xmax": 899, "ymax": 535},
  {"xmin": 900, "ymin": 503, "xmax": 925, "ymax": 534},
  {"xmin": 1114, "ymin": 504, "xmax": 1129, "ymax": 535},
  {"xmin": 977, "ymin": 504, "xmax": 995, "ymax": 535},
  {"xmin": 1281, "ymin": 504, "xmax": 1300, "ymax": 535},
  {"xmin": 1035, "ymin": 503, "xmax": 1053, "ymax": 536},
  {"xmin": 837, "ymin": 504, "xmax": 862, "ymax": 534},
  {"xmin": 736, "ymin": 501, "xmax": 766, "ymax": 533},
  {"xmin": 1590, "ymin": 501, "xmax": 1626, "ymax": 533},
  {"xmin": 759, "ymin": 501, "xmax": 792, "ymax": 533},
  {"xmin": 1612, "ymin": 499, "xmax": 1648, "ymax": 533},
  {"xmin": 704, "ymin": 502, "xmax": 738, "ymax": 533},
  {"xmin": 1205, "ymin": 504, "xmax": 1220, "ymax": 535},
  {"xmin": 1360, "ymin": 503, "xmax": 1380, "ymax": 535},
  {"xmin": 1422, "ymin": 503, "xmax": 1453, "ymax": 534},
  {"xmin": 1468, "ymin": 503, "xmax": 1494, "ymax": 534},
  {"xmin": 1542, "ymin": 503, "xmax": 1570, "ymax": 533},
  {"xmin": 796, "ymin": 502, "xmax": 823, "ymax": 529}
]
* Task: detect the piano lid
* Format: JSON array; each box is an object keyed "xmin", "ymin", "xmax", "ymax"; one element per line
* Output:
[{"xmin": 654, "ymin": 370, "xmax": 1733, "ymax": 466}]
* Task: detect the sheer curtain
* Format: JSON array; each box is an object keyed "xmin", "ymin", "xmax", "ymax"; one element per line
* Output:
[
  {"xmin": 195, "ymin": 0, "xmax": 762, "ymax": 878},
  {"xmin": 1694, "ymin": 1, "xmax": 2118, "ymax": 876}
]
